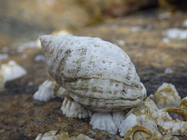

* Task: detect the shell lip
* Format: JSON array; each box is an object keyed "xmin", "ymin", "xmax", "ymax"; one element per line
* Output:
[{"xmin": 69, "ymin": 91, "xmax": 144, "ymax": 108}]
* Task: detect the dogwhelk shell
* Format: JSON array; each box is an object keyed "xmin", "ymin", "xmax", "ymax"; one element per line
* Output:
[
  {"xmin": 39, "ymin": 34, "xmax": 146, "ymax": 112},
  {"xmin": 34, "ymin": 34, "xmax": 146, "ymax": 135}
]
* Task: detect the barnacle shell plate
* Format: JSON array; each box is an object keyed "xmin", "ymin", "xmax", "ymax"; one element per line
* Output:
[
  {"xmin": 35, "ymin": 130, "xmax": 94, "ymax": 140},
  {"xmin": 178, "ymin": 97, "xmax": 187, "ymax": 114},
  {"xmin": 40, "ymin": 35, "xmax": 146, "ymax": 112},
  {"xmin": 124, "ymin": 125, "xmax": 179, "ymax": 140},
  {"xmin": 154, "ymin": 83, "xmax": 181, "ymax": 109},
  {"xmin": 156, "ymin": 107, "xmax": 187, "ymax": 135},
  {"xmin": 0, "ymin": 60, "xmax": 27, "ymax": 88}
]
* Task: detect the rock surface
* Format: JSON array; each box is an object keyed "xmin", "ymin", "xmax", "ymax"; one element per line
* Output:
[{"xmin": 0, "ymin": 9, "xmax": 187, "ymax": 140}]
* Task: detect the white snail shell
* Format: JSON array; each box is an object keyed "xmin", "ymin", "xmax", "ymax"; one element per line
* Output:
[{"xmin": 40, "ymin": 35, "xmax": 146, "ymax": 112}]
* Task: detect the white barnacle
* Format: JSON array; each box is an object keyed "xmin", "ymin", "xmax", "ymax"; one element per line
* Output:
[
  {"xmin": 154, "ymin": 83, "xmax": 181, "ymax": 109},
  {"xmin": 155, "ymin": 107, "xmax": 187, "ymax": 135},
  {"xmin": 61, "ymin": 97, "xmax": 92, "ymax": 119},
  {"xmin": 33, "ymin": 80, "xmax": 57, "ymax": 101},
  {"xmin": 90, "ymin": 112, "xmax": 117, "ymax": 135},
  {"xmin": 0, "ymin": 60, "xmax": 27, "ymax": 87},
  {"xmin": 33, "ymin": 80, "xmax": 67, "ymax": 101},
  {"xmin": 119, "ymin": 113, "xmax": 139, "ymax": 137},
  {"xmin": 35, "ymin": 130, "xmax": 93, "ymax": 140}
]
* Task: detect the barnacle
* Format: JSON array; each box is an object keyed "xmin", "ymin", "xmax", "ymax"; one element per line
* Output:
[
  {"xmin": 0, "ymin": 60, "xmax": 27, "ymax": 87},
  {"xmin": 35, "ymin": 130, "xmax": 94, "ymax": 140},
  {"xmin": 154, "ymin": 83, "xmax": 181, "ymax": 109}
]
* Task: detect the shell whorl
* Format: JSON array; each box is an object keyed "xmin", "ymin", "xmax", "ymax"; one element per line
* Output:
[
  {"xmin": 40, "ymin": 35, "xmax": 67, "ymax": 77},
  {"xmin": 40, "ymin": 35, "xmax": 146, "ymax": 112},
  {"xmin": 40, "ymin": 35, "xmax": 140, "ymax": 84}
]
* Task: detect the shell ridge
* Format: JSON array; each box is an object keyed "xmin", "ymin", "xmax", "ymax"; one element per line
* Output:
[
  {"xmin": 50, "ymin": 35, "xmax": 71, "ymax": 75},
  {"xmin": 65, "ymin": 76, "xmax": 132, "ymax": 85},
  {"xmin": 69, "ymin": 91, "xmax": 143, "ymax": 112},
  {"xmin": 68, "ymin": 88, "xmax": 143, "ymax": 101}
]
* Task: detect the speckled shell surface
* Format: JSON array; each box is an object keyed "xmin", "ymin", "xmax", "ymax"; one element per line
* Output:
[{"xmin": 40, "ymin": 35, "xmax": 146, "ymax": 112}]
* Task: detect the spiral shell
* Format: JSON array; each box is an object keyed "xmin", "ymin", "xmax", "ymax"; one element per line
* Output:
[{"xmin": 40, "ymin": 35, "xmax": 146, "ymax": 112}]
